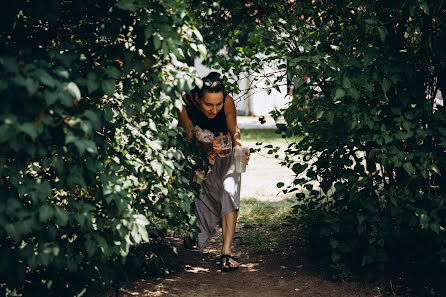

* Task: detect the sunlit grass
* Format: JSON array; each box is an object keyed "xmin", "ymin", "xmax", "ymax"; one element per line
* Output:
[
  {"xmin": 240, "ymin": 128, "xmax": 302, "ymax": 149},
  {"xmin": 237, "ymin": 197, "xmax": 296, "ymax": 254},
  {"xmin": 240, "ymin": 128, "xmax": 286, "ymax": 143}
]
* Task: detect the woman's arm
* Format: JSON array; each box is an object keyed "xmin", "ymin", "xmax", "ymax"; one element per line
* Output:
[
  {"xmin": 177, "ymin": 95, "xmax": 194, "ymax": 140},
  {"xmin": 223, "ymin": 95, "xmax": 250, "ymax": 164},
  {"xmin": 177, "ymin": 96, "xmax": 213, "ymax": 152},
  {"xmin": 223, "ymin": 95, "xmax": 242, "ymax": 147}
]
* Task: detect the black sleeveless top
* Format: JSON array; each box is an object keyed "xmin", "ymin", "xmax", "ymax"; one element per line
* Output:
[{"xmin": 185, "ymin": 92, "xmax": 229, "ymax": 135}]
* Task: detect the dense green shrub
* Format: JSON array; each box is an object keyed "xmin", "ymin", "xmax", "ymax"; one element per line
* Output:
[
  {"xmin": 191, "ymin": 0, "xmax": 446, "ymax": 286},
  {"xmin": 276, "ymin": 1, "xmax": 446, "ymax": 280},
  {"xmin": 0, "ymin": 0, "xmax": 208, "ymax": 296}
]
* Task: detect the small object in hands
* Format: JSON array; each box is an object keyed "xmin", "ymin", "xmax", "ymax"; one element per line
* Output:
[
  {"xmin": 235, "ymin": 146, "xmax": 249, "ymax": 173},
  {"xmin": 258, "ymin": 116, "xmax": 266, "ymax": 124},
  {"xmin": 217, "ymin": 132, "xmax": 232, "ymax": 157}
]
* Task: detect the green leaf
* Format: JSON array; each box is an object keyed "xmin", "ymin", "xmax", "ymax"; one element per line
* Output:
[
  {"xmin": 293, "ymin": 76, "xmax": 304, "ymax": 89},
  {"xmin": 24, "ymin": 78, "xmax": 39, "ymax": 95},
  {"xmin": 44, "ymin": 90, "xmax": 58, "ymax": 105},
  {"xmin": 382, "ymin": 79, "xmax": 391, "ymax": 93},
  {"xmin": 150, "ymin": 160, "xmax": 164, "ymax": 175},
  {"xmin": 316, "ymin": 110, "xmax": 325, "ymax": 119},
  {"xmin": 87, "ymin": 76, "xmax": 99, "ymax": 93},
  {"xmin": 135, "ymin": 214, "xmax": 149, "ymax": 227},
  {"xmin": 148, "ymin": 140, "xmax": 162, "ymax": 150},
  {"xmin": 197, "ymin": 44, "xmax": 207, "ymax": 59},
  {"xmin": 378, "ymin": 27, "xmax": 388, "ymax": 42},
  {"xmin": 55, "ymin": 67, "xmax": 69, "ymax": 79},
  {"xmin": 342, "ymin": 76, "xmax": 351, "ymax": 89},
  {"xmin": 334, "ymin": 88, "xmax": 346, "ymax": 99},
  {"xmin": 175, "ymin": 99, "xmax": 183, "ymax": 111},
  {"xmin": 36, "ymin": 69, "xmax": 57, "ymax": 87},
  {"xmin": 153, "ymin": 35, "xmax": 162, "ymax": 50},
  {"xmin": 430, "ymin": 164, "xmax": 441, "ymax": 175},
  {"xmin": 39, "ymin": 205, "xmax": 53, "ymax": 222},
  {"xmin": 65, "ymin": 82, "xmax": 81, "ymax": 100},
  {"xmin": 66, "ymin": 133, "xmax": 98, "ymax": 155},
  {"xmin": 430, "ymin": 222, "xmax": 440, "ymax": 234},
  {"xmin": 19, "ymin": 123, "xmax": 38, "ymax": 140},
  {"xmin": 102, "ymin": 80, "xmax": 115, "ymax": 96},
  {"xmin": 83, "ymin": 110, "xmax": 101, "ymax": 129},
  {"xmin": 350, "ymin": 88, "xmax": 360, "ymax": 99},
  {"xmin": 85, "ymin": 239, "xmax": 96, "ymax": 257},
  {"xmin": 144, "ymin": 25, "xmax": 154, "ymax": 39},
  {"xmin": 384, "ymin": 135, "xmax": 393, "ymax": 144},
  {"xmin": 104, "ymin": 105, "xmax": 114, "ymax": 122},
  {"xmin": 292, "ymin": 163, "xmax": 307, "ymax": 175},
  {"xmin": 59, "ymin": 92, "xmax": 73, "ymax": 106},
  {"xmin": 326, "ymin": 111, "xmax": 334, "ymax": 125},
  {"xmin": 105, "ymin": 66, "xmax": 121, "ymax": 79},
  {"xmin": 403, "ymin": 162, "xmax": 415, "ymax": 175},
  {"xmin": 54, "ymin": 208, "xmax": 68, "ymax": 226},
  {"xmin": 277, "ymin": 182, "xmax": 284, "ymax": 188}
]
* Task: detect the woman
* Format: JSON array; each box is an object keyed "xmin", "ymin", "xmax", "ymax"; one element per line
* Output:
[{"xmin": 177, "ymin": 72, "xmax": 250, "ymax": 272}]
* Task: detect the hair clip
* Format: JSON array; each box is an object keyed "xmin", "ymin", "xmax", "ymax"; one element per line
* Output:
[{"xmin": 203, "ymin": 78, "xmax": 223, "ymax": 87}]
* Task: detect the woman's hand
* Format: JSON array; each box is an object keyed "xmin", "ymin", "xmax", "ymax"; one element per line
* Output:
[
  {"xmin": 211, "ymin": 138, "xmax": 222, "ymax": 154},
  {"xmin": 234, "ymin": 145, "xmax": 250, "ymax": 165}
]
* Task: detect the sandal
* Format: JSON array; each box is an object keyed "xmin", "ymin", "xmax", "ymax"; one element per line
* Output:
[{"xmin": 219, "ymin": 255, "xmax": 239, "ymax": 272}]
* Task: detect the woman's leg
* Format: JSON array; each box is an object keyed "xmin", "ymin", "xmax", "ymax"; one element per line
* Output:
[{"xmin": 221, "ymin": 210, "xmax": 239, "ymax": 268}]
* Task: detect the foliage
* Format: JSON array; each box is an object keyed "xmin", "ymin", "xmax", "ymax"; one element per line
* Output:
[
  {"xmin": 238, "ymin": 197, "xmax": 295, "ymax": 254},
  {"xmin": 191, "ymin": 0, "xmax": 446, "ymax": 288},
  {"xmin": 0, "ymin": 0, "xmax": 208, "ymax": 296}
]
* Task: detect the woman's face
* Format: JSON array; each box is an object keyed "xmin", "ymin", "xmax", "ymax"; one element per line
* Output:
[{"xmin": 197, "ymin": 91, "xmax": 224, "ymax": 119}]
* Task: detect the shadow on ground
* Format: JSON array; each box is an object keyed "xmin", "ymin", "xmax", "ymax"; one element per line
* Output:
[{"xmin": 116, "ymin": 227, "xmax": 378, "ymax": 297}]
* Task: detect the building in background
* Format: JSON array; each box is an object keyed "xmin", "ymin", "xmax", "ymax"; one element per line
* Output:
[{"xmin": 194, "ymin": 59, "xmax": 289, "ymax": 116}]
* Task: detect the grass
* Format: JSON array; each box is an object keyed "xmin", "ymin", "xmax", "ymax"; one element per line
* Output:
[
  {"xmin": 240, "ymin": 128, "xmax": 286, "ymax": 143},
  {"xmin": 240, "ymin": 128, "xmax": 302, "ymax": 149},
  {"xmin": 237, "ymin": 197, "xmax": 296, "ymax": 254},
  {"xmin": 236, "ymin": 129, "xmax": 299, "ymax": 254}
]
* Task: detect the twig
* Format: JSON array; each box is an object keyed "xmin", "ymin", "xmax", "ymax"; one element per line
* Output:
[{"xmin": 390, "ymin": 280, "xmax": 396, "ymax": 297}]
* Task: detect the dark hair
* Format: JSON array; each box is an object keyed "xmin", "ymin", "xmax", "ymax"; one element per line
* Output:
[{"xmin": 194, "ymin": 72, "xmax": 225, "ymax": 99}]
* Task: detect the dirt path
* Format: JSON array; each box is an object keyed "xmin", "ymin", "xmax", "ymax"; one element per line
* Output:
[
  {"xmin": 116, "ymin": 140, "xmax": 380, "ymax": 297},
  {"xmin": 117, "ymin": 230, "xmax": 377, "ymax": 297}
]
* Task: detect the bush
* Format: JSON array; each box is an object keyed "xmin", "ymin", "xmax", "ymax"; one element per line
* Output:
[{"xmin": 0, "ymin": 0, "xmax": 208, "ymax": 296}]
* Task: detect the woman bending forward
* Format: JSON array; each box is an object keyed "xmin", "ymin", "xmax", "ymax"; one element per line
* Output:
[{"xmin": 177, "ymin": 72, "xmax": 250, "ymax": 272}]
